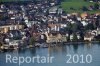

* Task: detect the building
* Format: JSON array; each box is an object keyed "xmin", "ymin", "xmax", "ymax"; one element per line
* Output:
[{"xmin": 0, "ymin": 25, "xmax": 24, "ymax": 33}]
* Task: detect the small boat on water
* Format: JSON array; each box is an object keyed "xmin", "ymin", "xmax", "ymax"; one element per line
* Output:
[
  {"xmin": 0, "ymin": 45, "xmax": 9, "ymax": 52},
  {"xmin": 35, "ymin": 43, "xmax": 48, "ymax": 48},
  {"xmin": 9, "ymin": 45, "xmax": 18, "ymax": 50},
  {"xmin": 41, "ymin": 44, "xmax": 48, "ymax": 48}
]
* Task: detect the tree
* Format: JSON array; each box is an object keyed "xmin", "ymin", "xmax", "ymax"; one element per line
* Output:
[
  {"xmin": 82, "ymin": 6, "xmax": 88, "ymax": 11},
  {"xmin": 73, "ymin": 33, "xmax": 78, "ymax": 41},
  {"xmin": 94, "ymin": 3, "xmax": 99, "ymax": 10},
  {"xmin": 66, "ymin": 22, "xmax": 72, "ymax": 41},
  {"xmin": 29, "ymin": 37, "xmax": 35, "ymax": 45}
]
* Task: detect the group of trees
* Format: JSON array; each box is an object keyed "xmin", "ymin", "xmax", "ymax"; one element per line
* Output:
[
  {"xmin": 84, "ymin": 0, "xmax": 99, "ymax": 2},
  {"xmin": 82, "ymin": 3, "xmax": 99, "ymax": 11},
  {"xmin": 66, "ymin": 14, "xmax": 100, "ymax": 41}
]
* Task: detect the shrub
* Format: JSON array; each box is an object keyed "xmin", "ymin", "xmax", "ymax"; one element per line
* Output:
[
  {"xmin": 82, "ymin": 6, "xmax": 88, "ymax": 11},
  {"xmin": 29, "ymin": 37, "xmax": 35, "ymax": 45}
]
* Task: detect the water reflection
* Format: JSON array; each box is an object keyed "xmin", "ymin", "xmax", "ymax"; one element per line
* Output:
[
  {"xmin": 0, "ymin": 43, "xmax": 100, "ymax": 66},
  {"xmin": 48, "ymin": 45, "xmax": 67, "ymax": 55},
  {"xmin": 18, "ymin": 48, "xmax": 36, "ymax": 56},
  {"xmin": 72, "ymin": 44, "xmax": 78, "ymax": 53}
]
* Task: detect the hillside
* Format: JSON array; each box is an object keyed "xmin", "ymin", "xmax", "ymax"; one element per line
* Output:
[{"xmin": 60, "ymin": 0, "xmax": 100, "ymax": 14}]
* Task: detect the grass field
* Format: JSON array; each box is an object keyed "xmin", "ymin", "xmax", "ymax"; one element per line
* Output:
[
  {"xmin": 62, "ymin": 0, "xmax": 84, "ymax": 2},
  {"xmin": 60, "ymin": 2, "xmax": 100, "ymax": 14},
  {"xmin": 60, "ymin": 0, "xmax": 100, "ymax": 14}
]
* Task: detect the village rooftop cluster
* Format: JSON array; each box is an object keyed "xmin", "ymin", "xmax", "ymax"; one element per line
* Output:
[{"xmin": 0, "ymin": 0, "xmax": 100, "ymax": 51}]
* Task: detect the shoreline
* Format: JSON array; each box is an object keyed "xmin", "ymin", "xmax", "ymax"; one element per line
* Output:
[{"xmin": 0, "ymin": 40, "xmax": 100, "ymax": 52}]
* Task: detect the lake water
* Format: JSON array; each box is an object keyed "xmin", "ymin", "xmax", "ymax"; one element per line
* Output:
[{"xmin": 0, "ymin": 43, "xmax": 100, "ymax": 66}]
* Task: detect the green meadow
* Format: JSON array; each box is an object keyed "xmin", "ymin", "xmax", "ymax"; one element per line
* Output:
[{"xmin": 60, "ymin": 0, "xmax": 100, "ymax": 14}]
